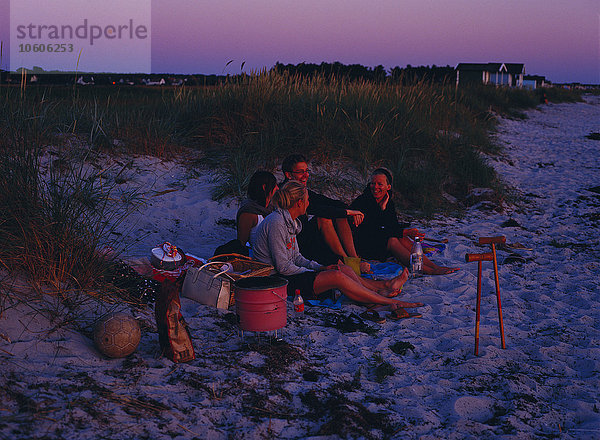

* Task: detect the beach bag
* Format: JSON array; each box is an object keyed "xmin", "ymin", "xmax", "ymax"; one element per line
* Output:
[
  {"xmin": 213, "ymin": 239, "xmax": 249, "ymax": 257},
  {"xmin": 181, "ymin": 262, "xmax": 233, "ymax": 309},
  {"xmin": 182, "ymin": 256, "xmax": 273, "ymax": 309},
  {"xmin": 155, "ymin": 278, "xmax": 195, "ymax": 363}
]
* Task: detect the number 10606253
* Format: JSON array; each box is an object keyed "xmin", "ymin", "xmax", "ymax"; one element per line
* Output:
[{"xmin": 19, "ymin": 43, "xmax": 74, "ymax": 53}]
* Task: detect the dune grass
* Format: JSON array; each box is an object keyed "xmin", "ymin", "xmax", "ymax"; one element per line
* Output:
[
  {"xmin": 4, "ymin": 73, "xmax": 578, "ymax": 208},
  {"xmin": 0, "ymin": 72, "xmax": 582, "ymax": 294},
  {"xmin": 0, "ymin": 90, "xmax": 145, "ymax": 304}
]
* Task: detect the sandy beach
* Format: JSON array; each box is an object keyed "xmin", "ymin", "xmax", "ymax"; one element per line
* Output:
[{"xmin": 1, "ymin": 96, "xmax": 599, "ymax": 439}]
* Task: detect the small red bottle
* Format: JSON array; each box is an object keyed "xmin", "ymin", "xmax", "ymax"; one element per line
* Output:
[{"xmin": 293, "ymin": 289, "xmax": 304, "ymax": 315}]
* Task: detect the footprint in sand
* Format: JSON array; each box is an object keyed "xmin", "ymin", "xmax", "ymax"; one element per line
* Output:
[
  {"xmin": 454, "ymin": 396, "xmax": 496, "ymax": 422},
  {"xmin": 570, "ymin": 358, "xmax": 597, "ymax": 379}
]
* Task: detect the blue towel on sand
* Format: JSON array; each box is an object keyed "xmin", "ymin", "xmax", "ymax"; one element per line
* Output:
[
  {"xmin": 363, "ymin": 261, "xmax": 405, "ymax": 280},
  {"xmin": 306, "ymin": 293, "xmax": 344, "ymax": 309},
  {"xmin": 362, "ymin": 242, "xmax": 445, "ymax": 280}
]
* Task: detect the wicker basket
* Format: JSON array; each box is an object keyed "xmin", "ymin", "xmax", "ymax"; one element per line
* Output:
[{"xmin": 207, "ymin": 253, "xmax": 274, "ymax": 281}]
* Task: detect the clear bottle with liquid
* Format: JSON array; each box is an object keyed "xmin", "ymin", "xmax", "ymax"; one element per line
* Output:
[
  {"xmin": 293, "ymin": 289, "xmax": 304, "ymax": 316},
  {"xmin": 410, "ymin": 236, "xmax": 424, "ymax": 276}
]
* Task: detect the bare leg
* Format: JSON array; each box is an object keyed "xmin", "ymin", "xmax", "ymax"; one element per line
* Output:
[
  {"xmin": 333, "ymin": 218, "xmax": 371, "ymax": 273},
  {"xmin": 385, "ymin": 267, "xmax": 410, "ymax": 293},
  {"xmin": 317, "ymin": 217, "xmax": 348, "ymax": 259},
  {"xmin": 334, "ymin": 218, "xmax": 359, "ymax": 257},
  {"xmin": 337, "ymin": 264, "xmax": 386, "ymax": 291},
  {"xmin": 387, "ymin": 237, "xmax": 459, "ymax": 275},
  {"xmin": 337, "ymin": 264, "xmax": 408, "ymax": 297},
  {"xmin": 313, "ymin": 270, "xmax": 422, "ymax": 308}
]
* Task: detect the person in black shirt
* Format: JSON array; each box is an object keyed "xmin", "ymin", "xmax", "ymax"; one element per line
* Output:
[
  {"xmin": 281, "ymin": 154, "xmax": 366, "ymax": 268},
  {"xmin": 350, "ymin": 168, "xmax": 459, "ymax": 275}
]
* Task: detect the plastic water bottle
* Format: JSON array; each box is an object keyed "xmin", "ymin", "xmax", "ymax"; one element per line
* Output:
[
  {"xmin": 293, "ymin": 289, "xmax": 304, "ymax": 316},
  {"xmin": 410, "ymin": 236, "xmax": 424, "ymax": 276}
]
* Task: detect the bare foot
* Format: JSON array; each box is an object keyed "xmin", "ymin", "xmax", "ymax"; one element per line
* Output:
[
  {"xmin": 380, "ymin": 288, "xmax": 401, "ymax": 298},
  {"xmin": 387, "ymin": 267, "xmax": 409, "ymax": 291},
  {"xmin": 359, "ymin": 261, "xmax": 372, "ymax": 273}
]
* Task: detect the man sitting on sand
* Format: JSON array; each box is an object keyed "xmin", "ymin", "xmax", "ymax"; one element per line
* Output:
[{"xmin": 281, "ymin": 154, "xmax": 367, "ymax": 269}]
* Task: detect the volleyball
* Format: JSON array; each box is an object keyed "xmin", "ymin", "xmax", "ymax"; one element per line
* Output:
[{"xmin": 93, "ymin": 313, "xmax": 141, "ymax": 358}]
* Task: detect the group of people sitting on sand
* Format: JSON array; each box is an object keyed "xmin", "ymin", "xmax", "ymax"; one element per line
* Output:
[{"xmin": 234, "ymin": 154, "xmax": 459, "ymax": 321}]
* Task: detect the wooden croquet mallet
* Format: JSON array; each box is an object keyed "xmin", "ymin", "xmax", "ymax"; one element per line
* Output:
[{"xmin": 465, "ymin": 236, "xmax": 506, "ymax": 355}]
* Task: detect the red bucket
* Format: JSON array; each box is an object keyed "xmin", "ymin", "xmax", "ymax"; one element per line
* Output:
[{"xmin": 234, "ymin": 276, "xmax": 288, "ymax": 331}]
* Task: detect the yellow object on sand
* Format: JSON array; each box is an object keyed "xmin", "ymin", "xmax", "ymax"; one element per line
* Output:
[{"xmin": 343, "ymin": 256, "xmax": 361, "ymax": 276}]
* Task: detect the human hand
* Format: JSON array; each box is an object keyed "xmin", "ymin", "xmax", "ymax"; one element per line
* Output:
[
  {"xmin": 378, "ymin": 193, "xmax": 389, "ymax": 210},
  {"xmin": 346, "ymin": 209, "xmax": 364, "ymax": 226},
  {"xmin": 321, "ymin": 263, "xmax": 341, "ymax": 271}
]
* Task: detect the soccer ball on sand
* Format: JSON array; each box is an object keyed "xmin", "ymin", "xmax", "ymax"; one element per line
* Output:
[{"xmin": 93, "ymin": 313, "xmax": 141, "ymax": 358}]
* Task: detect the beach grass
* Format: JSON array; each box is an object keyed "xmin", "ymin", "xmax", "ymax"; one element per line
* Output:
[
  {"xmin": 0, "ymin": 92, "xmax": 145, "ymax": 302},
  {"xmin": 0, "ymin": 72, "xmax": 582, "ymax": 289},
  {"xmin": 3, "ymin": 73, "xmax": 580, "ymax": 206}
]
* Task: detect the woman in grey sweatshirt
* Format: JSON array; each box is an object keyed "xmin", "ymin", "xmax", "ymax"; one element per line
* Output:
[{"xmin": 251, "ymin": 181, "xmax": 423, "ymax": 315}]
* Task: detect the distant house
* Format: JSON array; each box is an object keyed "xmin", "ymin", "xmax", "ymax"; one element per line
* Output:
[
  {"xmin": 143, "ymin": 78, "xmax": 166, "ymax": 86},
  {"xmin": 76, "ymin": 76, "xmax": 94, "ymax": 86},
  {"xmin": 522, "ymin": 75, "xmax": 547, "ymax": 90},
  {"xmin": 456, "ymin": 63, "xmax": 525, "ymax": 87}
]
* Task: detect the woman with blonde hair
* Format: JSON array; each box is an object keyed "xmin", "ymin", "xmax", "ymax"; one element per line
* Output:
[{"xmin": 251, "ymin": 180, "xmax": 423, "ymax": 317}]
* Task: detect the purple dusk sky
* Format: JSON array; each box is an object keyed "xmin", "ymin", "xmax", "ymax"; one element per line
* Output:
[{"xmin": 1, "ymin": 0, "xmax": 599, "ymax": 83}]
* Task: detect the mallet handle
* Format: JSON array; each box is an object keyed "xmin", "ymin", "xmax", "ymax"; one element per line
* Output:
[
  {"xmin": 465, "ymin": 252, "xmax": 494, "ymax": 263},
  {"xmin": 479, "ymin": 236, "xmax": 506, "ymax": 245}
]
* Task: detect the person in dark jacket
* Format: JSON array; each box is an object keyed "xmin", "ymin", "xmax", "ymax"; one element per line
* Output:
[
  {"xmin": 281, "ymin": 154, "xmax": 367, "ymax": 268},
  {"xmin": 351, "ymin": 168, "xmax": 459, "ymax": 275}
]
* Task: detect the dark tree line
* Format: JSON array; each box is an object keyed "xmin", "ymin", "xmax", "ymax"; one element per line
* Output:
[
  {"xmin": 272, "ymin": 62, "xmax": 456, "ymax": 84},
  {"xmin": 389, "ymin": 64, "xmax": 456, "ymax": 84},
  {"xmin": 272, "ymin": 61, "xmax": 387, "ymax": 82}
]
